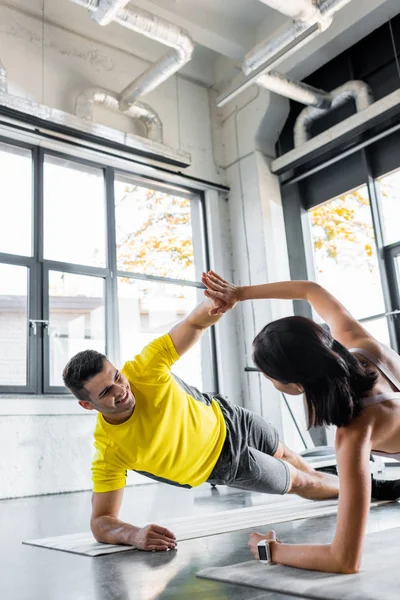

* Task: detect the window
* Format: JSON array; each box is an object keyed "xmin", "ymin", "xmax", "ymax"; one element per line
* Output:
[
  {"xmin": 114, "ymin": 179, "xmax": 197, "ymax": 280},
  {"xmin": 0, "ymin": 264, "xmax": 28, "ymax": 386},
  {"xmin": 309, "ymin": 185, "xmax": 389, "ymax": 343},
  {"xmin": 0, "ymin": 141, "xmax": 212, "ymax": 394},
  {"xmin": 114, "ymin": 175, "xmax": 208, "ymax": 391},
  {"xmin": 48, "ymin": 272, "xmax": 106, "ymax": 387},
  {"xmin": 376, "ymin": 168, "xmax": 400, "ymax": 246},
  {"xmin": 0, "ymin": 143, "xmax": 32, "ymax": 257},
  {"xmin": 43, "ymin": 156, "xmax": 107, "ymax": 267}
]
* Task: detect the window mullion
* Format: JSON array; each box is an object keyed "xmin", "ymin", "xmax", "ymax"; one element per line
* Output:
[
  {"xmin": 105, "ymin": 166, "xmax": 119, "ymax": 366},
  {"xmin": 31, "ymin": 146, "xmax": 44, "ymax": 393},
  {"xmin": 364, "ymin": 151, "xmax": 398, "ymax": 351}
]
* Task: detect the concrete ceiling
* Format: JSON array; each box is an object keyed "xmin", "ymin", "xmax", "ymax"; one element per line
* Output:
[{"xmin": 2, "ymin": 0, "xmax": 400, "ymax": 90}]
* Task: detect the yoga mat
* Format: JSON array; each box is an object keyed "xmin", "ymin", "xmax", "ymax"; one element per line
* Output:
[
  {"xmin": 197, "ymin": 525, "xmax": 400, "ymax": 600},
  {"xmin": 23, "ymin": 499, "xmax": 385, "ymax": 557}
]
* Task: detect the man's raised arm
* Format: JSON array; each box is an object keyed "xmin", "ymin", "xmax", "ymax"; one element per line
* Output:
[{"xmin": 168, "ymin": 279, "xmax": 237, "ymax": 357}]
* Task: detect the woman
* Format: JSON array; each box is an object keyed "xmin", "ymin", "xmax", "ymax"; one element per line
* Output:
[{"xmin": 202, "ymin": 270, "xmax": 400, "ymax": 574}]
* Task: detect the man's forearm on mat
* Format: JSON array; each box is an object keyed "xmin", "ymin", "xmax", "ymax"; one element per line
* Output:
[{"xmin": 91, "ymin": 515, "xmax": 139, "ymax": 545}]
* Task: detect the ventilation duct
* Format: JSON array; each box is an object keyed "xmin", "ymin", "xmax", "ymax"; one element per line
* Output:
[
  {"xmin": 257, "ymin": 0, "xmax": 320, "ymax": 21},
  {"xmin": 217, "ymin": 0, "xmax": 353, "ymax": 107},
  {"xmin": 294, "ymin": 80, "xmax": 373, "ymax": 146},
  {"xmin": 0, "ymin": 63, "xmax": 190, "ymax": 167},
  {"xmin": 90, "ymin": 0, "xmax": 129, "ymax": 25},
  {"xmin": 257, "ymin": 71, "xmax": 330, "ymax": 108},
  {"xmin": 70, "ymin": 0, "xmax": 195, "ymax": 109},
  {"xmin": 0, "ymin": 60, "xmax": 7, "ymax": 94},
  {"xmin": 243, "ymin": 0, "xmax": 353, "ymax": 76},
  {"xmin": 76, "ymin": 88, "xmax": 163, "ymax": 143}
]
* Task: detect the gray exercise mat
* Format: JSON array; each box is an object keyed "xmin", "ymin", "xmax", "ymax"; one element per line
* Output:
[
  {"xmin": 197, "ymin": 525, "xmax": 400, "ymax": 600},
  {"xmin": 23, "ymin": 499, "xmax": 386, "ymax": 557}
]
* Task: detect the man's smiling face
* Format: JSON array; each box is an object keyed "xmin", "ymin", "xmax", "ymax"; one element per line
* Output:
[{"xmin": 78, "ymin": 360, "xmax": 135, "ymax": 424}]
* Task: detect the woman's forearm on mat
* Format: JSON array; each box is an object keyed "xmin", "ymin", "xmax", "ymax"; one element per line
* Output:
[
  {"xmin": 272, "ymin": 542, "xmax": 358, "ymax": 574},
  {"xmin": 91, "ymin": 515, "xmax": 139, "ymax": 545}
]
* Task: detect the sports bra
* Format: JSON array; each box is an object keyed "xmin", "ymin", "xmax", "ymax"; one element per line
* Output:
[{"xmin": 349, "ymin": 347, "xmax": 400, "ymax": 461}]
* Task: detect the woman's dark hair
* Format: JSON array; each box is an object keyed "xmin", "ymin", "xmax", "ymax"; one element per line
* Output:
[
  {"xmin": 62, "ymin": 349, "xmax": 107, "ymax": 400},
  {"xmin": 252, "ymin": 316, "xmax": 377, "ymax": 428}
]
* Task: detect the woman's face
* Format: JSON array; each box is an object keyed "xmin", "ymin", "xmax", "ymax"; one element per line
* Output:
[{"xmin": 264, "ymin": 375, "xmax": 304, "ymax": 396}]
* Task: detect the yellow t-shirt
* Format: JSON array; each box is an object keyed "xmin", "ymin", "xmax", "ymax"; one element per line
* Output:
[{"xmin": 92, "ymin": 334, "xmax": 226, "ymax": 492}]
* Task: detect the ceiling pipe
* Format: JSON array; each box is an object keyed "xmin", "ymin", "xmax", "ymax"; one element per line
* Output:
[
  {"xmin": 90, "ymin": 0, "xmax": 130, "ymax": 25},
  {"xmin": 243, "ymin": 20, "xmax": 319, "ymax": 76},
  {"xmin": 115, "ymin": 7, "xmax": 194, "ymax": 109},
  {"xmin": 243, "ymin": 0, "xmax": 353, "ymax": 75},
  {"xmin": 0, "ymin": 60, "xmax": 7, "ymax": 94},
  {"xmin": 257, "ymin": 0, "xmax": 320, "ymax": 22},
  {"xmin": 70, "ymin": 0, "xmax": 99, "ymax": 7},
  {"xmin": 76, "ymin": 88, "xmax": 163, "ymax": 142},
  {"xmin": 69, "ymin": 0, "xmax": 195, "ymax": 110},
  {"xmin": 0, "ymin": 89, "xmax": 190, "ymax": 166},
  {"xmin": 294, "ymin": 80, "xmax": 373, "ymax": 146},
  {"xmin": 257, "ymin": 71, "xmax": 331, "ymax": 108}
]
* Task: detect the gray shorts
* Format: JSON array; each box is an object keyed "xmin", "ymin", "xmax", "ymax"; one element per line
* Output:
[{"xmin": 207, "ymin": 395, "xmax": 290, "ymax": 495}]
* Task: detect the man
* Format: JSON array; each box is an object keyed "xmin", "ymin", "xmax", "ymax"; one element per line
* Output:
[{"xmin": 62, "ymin": 285, "xmax": 389, "ymax": 552}]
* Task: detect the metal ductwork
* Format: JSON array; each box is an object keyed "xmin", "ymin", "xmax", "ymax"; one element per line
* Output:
[
  {"xmin": 257, "ymin": 71, "xmax": 331, "ymax": 108},
  {"xmin": 0, "ymin": 60, "xmax": 7, "ymax": 94},
  {"xmin": 0, "ymin": 60, "xmax": 189, "ymax": 166},
  {"xmin": 294, "ymin": 80, "xmax": 373, "ymax": 146},
  {"xmin": 243, "ymin": 20, "xmax": 319, "ymax": 77},
  {"xmin": 217, "ymin": 0, "xmax": 353, "ymax": 108},
  {"xmin": 242, "ymin": 0, "xmax": 352, "ymax": 76},
  {"xmin": 90, "ymin": 0, "xmax": 129, "ymax": 25},
  {"xmin": 0, "ymin": 89, "xmax": 190, "ymax": 167},
  {"xmin": 115, "ymin": 8, "xmax": 194, "ymax": 109},
  {"xmin": 70, "ymin": 0, "xmax": 195, "ymax": 110},
  {"xmin": 76, "ymin": 88, "xmax": 163, "ymax": 142},
  {"xmin": 257, "ymin": 0, "xmax": 320, "ymax": 23}
]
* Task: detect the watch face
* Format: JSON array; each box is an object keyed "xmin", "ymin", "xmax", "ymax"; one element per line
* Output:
[{"xmin": 258, "ymin": 545, "xmax": 268, "ymax": 561}]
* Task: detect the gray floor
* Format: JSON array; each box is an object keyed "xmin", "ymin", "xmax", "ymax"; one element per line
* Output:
[{"xmin": 2, "ymin": 481, "xmax": 400, "ymax": 600}]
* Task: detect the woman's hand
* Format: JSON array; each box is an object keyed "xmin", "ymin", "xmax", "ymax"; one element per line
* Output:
[
  {"xmin": 248, "ymin": 530, "xmax": 281, "ymax": 560},
  {"xmin": 201, "ymin": 271, "xmax": 241, "ymax": 316}
]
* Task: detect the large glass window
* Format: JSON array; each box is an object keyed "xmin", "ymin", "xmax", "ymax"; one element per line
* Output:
[
  {"xmin": 0, "ymin": 143, "xmax": 32, "ymax": 257},
  {"xmin": 44, "ymin": 156, "xmax": 107, "ymax": 268},
  {"xmin": 0, "ymin": 142, "xmax": 211, "ymax": 394},
  {"xmin": 118, "ymin": 278, "xmax": 202, "ymax": 389},
  {"xmin": 376, "ymin": 168, "xmax": 400, "ymax": 246},
  {"xmin": 48, "ymin": 272, "xmax": 105, "ymax": 387},
  {"xmin": 309, "ymin": 185, "xmax": 385, "ymax": 321},
  {"xmin": 114, "ymin": 178, "xmax": 196, "ymax": 281},
  {"xmin": 0, "ymin": 264, "xmax": 28, "ymax": 385},
  {"xmin": 115, "ymin": 174, "xmax": 208, "ymax": 390},
  {"xmin": 309, "ymin": 186, "xmax": 389, "ymax": 344}
]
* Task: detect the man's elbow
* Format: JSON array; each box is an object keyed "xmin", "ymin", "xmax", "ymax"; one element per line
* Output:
[{"xmin": 90, "ymin": 516, "xmax": 107, "ymax": 542}]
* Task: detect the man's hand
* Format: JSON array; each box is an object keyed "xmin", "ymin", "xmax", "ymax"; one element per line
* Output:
[
  {"xmin": 248, "ymin": 530, "xmax": 281, "ymax": 560},
  {"xmin": 201, "ymin": 271, "xmax": 241, "ymax": 316},
  {"xmin": 131, "ymin": 524, "xmax": 177, "ymax": 552}
]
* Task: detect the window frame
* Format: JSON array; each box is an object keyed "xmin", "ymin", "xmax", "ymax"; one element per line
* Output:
[{"xmin": 0, "ymin": 137, "xmax": 217, "ymax": 395}]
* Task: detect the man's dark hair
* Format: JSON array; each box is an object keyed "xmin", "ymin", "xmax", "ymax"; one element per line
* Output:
[
  {"xmin": 253, "ymin": 316, "xmax": 377, "ymax": 428},
  {"xmin": 63, "ymin": 349, "xmax": 107, "ymax": 400}
]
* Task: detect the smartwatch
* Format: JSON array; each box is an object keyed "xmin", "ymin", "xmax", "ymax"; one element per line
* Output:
[{"xmin": 257, "ymin": 539, "xmax": 275, "ymax": 564}]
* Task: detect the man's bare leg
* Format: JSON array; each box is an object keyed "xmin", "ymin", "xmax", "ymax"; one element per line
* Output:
[{"xmin": 274, "ymin": 441, "xmax": 339, "ymax": 500}]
